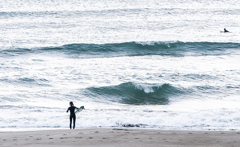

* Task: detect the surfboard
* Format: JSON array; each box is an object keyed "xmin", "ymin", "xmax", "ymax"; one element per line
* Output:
[
  {"xmin": 75, "ymin": 106, "xmax": 85, "ymax": 113},
  {"xmin": 220, "ymin": 31, "xmax": 231, "ymax": 33}
]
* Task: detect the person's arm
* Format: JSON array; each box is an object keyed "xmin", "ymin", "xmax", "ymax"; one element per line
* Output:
[
  {"xmin": 66, "ymin": 107, "xmax": 69, "ymax": 113},
  {"xmin": 75, "ymin": 106, "xmax": 78, "ymax": 111}
]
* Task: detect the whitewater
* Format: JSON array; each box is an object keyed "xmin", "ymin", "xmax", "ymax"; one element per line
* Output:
[{"xmin": 1, "ymin": 0, "xmax": 240, "ymax": 131}]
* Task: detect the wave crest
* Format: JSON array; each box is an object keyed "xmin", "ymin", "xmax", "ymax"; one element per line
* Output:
[
  {"xmin": 2, "ymin": 41, "xmax": 240, "ymax": 57},
  {"xmin": 85, "ymin": 82, "xmax": 182, "ymax": 105}
]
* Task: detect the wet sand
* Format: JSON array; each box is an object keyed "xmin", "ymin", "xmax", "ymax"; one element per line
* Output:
[{"xmin": 1, "ymin": 128, "xmax": 240, "ymax": 147}]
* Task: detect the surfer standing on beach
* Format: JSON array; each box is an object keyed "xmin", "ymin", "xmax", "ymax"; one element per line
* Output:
[{"xmin": 66, "ymin": 101, "xmax": 78, "ymax": 129}]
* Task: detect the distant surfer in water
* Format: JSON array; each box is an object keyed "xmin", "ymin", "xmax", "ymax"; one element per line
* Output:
[
  {"xmin": 224, "ymin": 28, "xmax": 229, "ymax": 32},
  {"xmin": 66, "ymin": 101, "xmax": 78, "ymax": 129}
]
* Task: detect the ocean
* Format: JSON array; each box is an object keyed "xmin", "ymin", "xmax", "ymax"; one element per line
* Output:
[{"xmin": 1, "ymin": 0, "xmax": 240, "ymax": 131}]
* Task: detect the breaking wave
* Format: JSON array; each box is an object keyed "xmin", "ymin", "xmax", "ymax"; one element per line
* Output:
[
  {"xmin": 1, "ymin": 41, "xmax": 240, "ymax": 58},
  {"xmin": 85, "ymin": 82, "xmax": 183, "ymax": 105}
]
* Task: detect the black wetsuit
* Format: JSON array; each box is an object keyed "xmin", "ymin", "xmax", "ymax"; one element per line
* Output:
[
  {"xmin": 67, "ymin": 106, "xmax": 77, "ymax": 129},
  {"xmin": 224, "ymin": 29, "xmax": 229, "ymax": 32}
]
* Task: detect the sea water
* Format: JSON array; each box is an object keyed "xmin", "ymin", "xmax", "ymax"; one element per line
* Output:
[{"xmin": 1, "ymin": 0, "xmax": 240, "ymax": 131}]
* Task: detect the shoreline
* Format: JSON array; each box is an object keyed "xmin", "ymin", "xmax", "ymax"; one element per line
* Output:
[
  {"xmin": 1, "ymin": 128, "xmax": 240, "ymax": 147},
  {"xmin": 0, "ymin": 126, "xmax": 238, "ymax": 132}
]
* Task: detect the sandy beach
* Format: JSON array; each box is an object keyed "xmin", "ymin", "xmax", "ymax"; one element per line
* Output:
[{"xmin": 1, "ymin": 128, "xmax": 240, "ymax": 147}]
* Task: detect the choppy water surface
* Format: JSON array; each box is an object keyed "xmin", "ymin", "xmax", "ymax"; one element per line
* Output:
[{"xmin": 1, "ymin": 0, "xmax": 240, "ymax": 130}]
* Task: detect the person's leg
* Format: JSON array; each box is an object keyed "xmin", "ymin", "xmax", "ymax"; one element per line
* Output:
[
  {"xmin": 70, "ymin": 115, "xmax": 72, "ymax": 129},
  {"xmin": 73, "ymin": 114, "xmax": 76, "ymax": 129}
]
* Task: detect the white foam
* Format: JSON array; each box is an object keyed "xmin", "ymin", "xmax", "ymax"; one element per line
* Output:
[{"xmin": 1, "ymin": 0, "xmax": 240, "ymax": 131}]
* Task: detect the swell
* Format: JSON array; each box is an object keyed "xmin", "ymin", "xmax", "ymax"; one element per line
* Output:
[
  {"xmin": 0, "ymin": 77, "xmax": 51, "ymax": 87},
  {"xmin": 1, "ymin": 41, "xmax": 240, "ymax": 58},
  {"xmin": 85, "ymin": 82, "xmax": 183, "ymax": 105},
  {"xmin": 83, "ymin": 80, "xmax": 240, "ymax": 105}
]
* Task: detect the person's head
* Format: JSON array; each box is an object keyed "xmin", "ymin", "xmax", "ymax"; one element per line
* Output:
[{"xmin": 69, "ymin": 101, "xmax": 74, "ymax": 106}]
